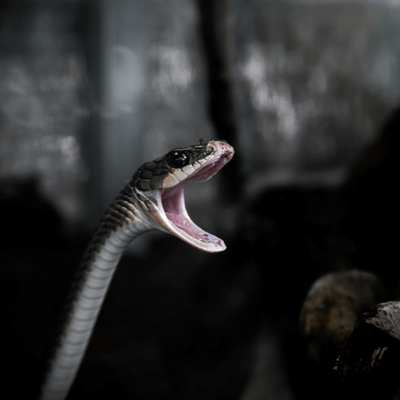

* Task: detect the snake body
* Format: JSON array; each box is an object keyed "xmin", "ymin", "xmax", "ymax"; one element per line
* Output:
[{"xmin": 39, "ymin": 139, "xmax": 234, "ymax": 400}]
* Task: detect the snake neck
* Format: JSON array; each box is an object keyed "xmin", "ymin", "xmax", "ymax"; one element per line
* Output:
[{"xmin": 39, "ymin": 185, "xmax": 153, "ymax": 400}]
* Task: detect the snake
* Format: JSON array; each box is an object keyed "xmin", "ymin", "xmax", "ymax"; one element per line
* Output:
[{"xmin": 38, "ymin": 139, "xmax": 234, "ymax": 400}]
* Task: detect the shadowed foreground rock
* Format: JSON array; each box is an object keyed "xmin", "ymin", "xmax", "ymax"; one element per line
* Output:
[
  {"xmin": 299, "ymin": 270, "xmax": 388, "ymax": 367},
  {"xmin": 336, "ymin": 301, "xmax": 400, "ymax": 399}
]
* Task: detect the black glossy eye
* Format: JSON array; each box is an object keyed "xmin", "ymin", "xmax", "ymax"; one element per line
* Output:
[{"xmin": 168, "ymin": 151, "xmax": 189, "ymax": 168}]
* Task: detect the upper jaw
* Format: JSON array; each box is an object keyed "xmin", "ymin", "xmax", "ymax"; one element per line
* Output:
[{"xmin": 185, "ymin": 140, "xmax": 234, "ymax": 183}]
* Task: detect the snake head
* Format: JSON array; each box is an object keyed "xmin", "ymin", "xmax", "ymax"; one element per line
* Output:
[{"xmin": 131, "ymin": 140, "xmax": 234, "ymax": 253}]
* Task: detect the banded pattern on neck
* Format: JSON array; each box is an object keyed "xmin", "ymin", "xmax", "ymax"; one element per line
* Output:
[{"xmin": 39, "ymin": 185, "xmax": 153, "ymax": 400}]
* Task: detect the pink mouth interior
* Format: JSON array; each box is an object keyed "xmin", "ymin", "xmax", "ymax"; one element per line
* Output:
[{"xmin": 160, "ymin": 153, "xmax": 231, "ymax": 248}]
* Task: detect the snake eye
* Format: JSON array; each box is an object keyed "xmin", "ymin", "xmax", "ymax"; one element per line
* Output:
[{"xmin": 168, "ymin": 151, "xmax": 189, "ymax": 168}]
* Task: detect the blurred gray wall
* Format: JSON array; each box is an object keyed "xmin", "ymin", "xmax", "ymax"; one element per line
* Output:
[{"xmin": 0, "ymin": 0, "xmax": 399, "ymax": 243}]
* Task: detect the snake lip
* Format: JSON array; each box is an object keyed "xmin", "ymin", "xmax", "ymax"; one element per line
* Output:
[{"xmin": 147, "ymin": 140, "xmax": 234, "ymax": 253}]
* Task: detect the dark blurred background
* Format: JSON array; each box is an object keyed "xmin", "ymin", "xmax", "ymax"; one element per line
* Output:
[{"xmin": 1, "ymin": 0, "xmax": 399, "ymax": 399}]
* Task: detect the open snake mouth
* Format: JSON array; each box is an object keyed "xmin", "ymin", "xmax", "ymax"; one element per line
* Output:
[{"xmin": 147, "ymin": 140, "xmax": 234, "ymax": 253}]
